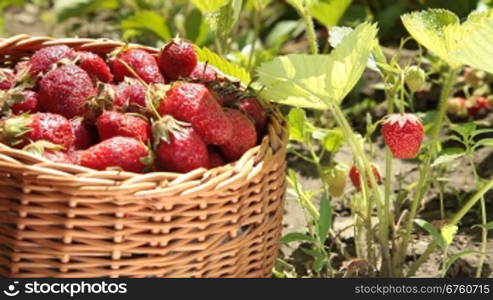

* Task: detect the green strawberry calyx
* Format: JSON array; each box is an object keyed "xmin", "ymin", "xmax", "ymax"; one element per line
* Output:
[{"xmin": 0, "ymin": 114, "xmax": 33, "ymax": 146}]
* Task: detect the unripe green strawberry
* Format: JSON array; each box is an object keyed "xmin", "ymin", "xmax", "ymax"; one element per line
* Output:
[
  {"xmin": 322, "ymin": 164, "xmax": 348, "ymax": 198},
  {"xmin": 404, "ymin": 66, "xmax": 426, "ymax": 92},
  {"xmin": 447, "ymin": 97, "xmax": 467, "ymax": 117}
]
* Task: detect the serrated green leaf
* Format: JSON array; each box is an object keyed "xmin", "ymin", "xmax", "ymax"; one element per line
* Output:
[
  {"xmin": 120, "ymin": 10, "xmax": 171, "ymax": 41},
  {"xmin": 415, "ymin": 219, "xmax": 447, "ymax": 250},
  {"xmin": 280, "ymin": 232, "xmax": 314, "ymax": 244},
  {"xmin": 450, "ymin": 122, "xmax": 476, "ymax": 139},
  {"xmin": 256, "ymin": 22, "xmax": 378, "ymax": 109},
  {"xmin": 449, "ymin": 11, "xmax": 493, "ymax": 74},
  {"xmin": 310, "ymin": 0, "xmax": 352, "ymax": 28},
  {"xmin": 195, "ymin": 47, "xmax": 251, "ymax": 83},
  {"xmin": 401, "ymin": 9, "xmax": 461, "ymax": 68},
  {"xmin": 318, "ymin": 192, "xmax": 332, "ymax": 245},
  {"xmin": 287, "ymin": 108, "xmax": 310, "ymax": 143},
  {"xmin": 194, "ymin": 0, "xmax": 242, "ymax": 41}
]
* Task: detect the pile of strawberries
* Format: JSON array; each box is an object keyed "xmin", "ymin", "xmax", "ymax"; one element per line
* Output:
[{"xmin": 0, "ymin": 39, "xmax": 267, "ymax": 173}]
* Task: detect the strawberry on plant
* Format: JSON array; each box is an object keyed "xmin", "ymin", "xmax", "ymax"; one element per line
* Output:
[
  {"xmin": 11, "ymin": 90, "xmax": 40, "ymax": 114},
  {"xmin": 447, "ymin": 97, "xmax": 467, "ymax": 117},
  {"xmin": 158, "ymin": 38, "xmax": 197, "ymax": 81},
  {"xmin": 96, "ymin": 110, "xmax": 151, "ymax": 143},
  {"xmin": 158, "ymin": 82, "xmax": 233, "ymax": 145},
  {"xmin": 404, "ymin": 65, "xmax": 426, "ymax": 92},
  {"xmin": 0, "ymin": 68, "xmax": 15, "ymax": 90},
  {"xmin": 80, "ymin": 136, "xmax": 152, "ymax": 173},
  {"xmin": 189, "ymin": 62, "xmax": 217, "ymax": 83},
  {"xmin": 70, "ymin": 117, "xmax": 96, "ymax": 150},
  {"xmin": 382, "ymin": 113, "xmax": 424, "ymax": 159},
  {"xmin": 28, "ymin": 45, "xmax": 76, "ymax": 75},
  {"xmin": 39, "ymin": 65, "xmax": 96, "ymax": 118},
  {"xmin": 153, "ymin": 116, "xmax": 208, "ymax": 173},
  {"xmin": 208, "ymin": 147, "xmax": 225, "ymax": 168},
  {"xmin": 111, "ymin": 48, "xmax": 164, "ymax": 84},
  {"xmin": 239, "ymin": 97, "xmax": 267, "ymax": 134},
  {"xmin": 77, "ymin": 51, "xmax": 113, "ymax": 83},
  {"xmin": 349, "ymin": 164, "xmax": 382, "ymax": 191},
  {"xmin": 466, "ymin": 96, "xmax": 491, "ymax": 117},
  {"xmin": 219, "ymin": 109, "xmax": 257, "ymax": 161},
  {"xmin": 322, "ymin": 164, "xmax": 348, "ymax": 198},
  {"xmin": 0, "ymin": 112, "xmax": 74, "ymax": 149}
]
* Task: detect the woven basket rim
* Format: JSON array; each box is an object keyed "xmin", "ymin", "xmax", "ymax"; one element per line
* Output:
[{"xmin": 0, "ymin": 34, "xmax": 288, "ymax": 190}]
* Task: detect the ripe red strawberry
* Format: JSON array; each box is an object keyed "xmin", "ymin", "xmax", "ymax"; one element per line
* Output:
[
  {"xmin": 381, "ymin": 113, "xmax": 424, "ymax": 159},
  {"xmin": 220, "ymin": 109, "xmax": 257, "ymax": 161},
  {"xmin": 0, "ymin": 68, "xmax": 15, "ymax": 90},
  {"xmin": 96, "ymin": 110, "xmax": 151, "ymax": 142},
  {"xmin": 70, "ymin": 117, "xmax": 96, "ymax": 150},
  {"xmin": 467, "ymin": 96, "xmax": 491, "ymax": 116},
  {"xmin": 28, "ymin": 45, "xmax": 76, "ymax": 75},
  {"xmin": 39, "ymin": 65, "xmax": 96, "ymax": 118},
  {"xmin": 113, "ymin": 79, "xmax": 147, "ymax": 109},
  {"xmin": 80, "ymin": 136, "xmax": 152, "ymax": 173},
  {"xmin": 111, "ymin": 48, "xmax": 164, "ymax": 84},
  {"xmin": 188, "ymin": 63, "xmax": 217, "ymax": 82},
  {"xmin": 154, "ymin": 117, "xmax": 208, "ymax": 173},
  {"xmin": 12, "ymin": 90, "xmax": 40, "ymax": 114},
  {"xmin": 349, "ymin": 164, "xmax": 382, "ymax": 191},
  {"xmin": 1, "ymin": 112, "xmax": 74, "ymax": 149},
  {"xmin": 68, "ymin": 149, "xmax": 83, "ymax": 165},
  {"xmin": 158, "ymin": 82, "xmax": 233, "ymax": 145},
  {"xmin": 239, "ymin": 97, "xmax": 267, "ymax": 134},
  {"xmin": 77, "ymin": 51, "xmax": 113, "ymax": 83},
  {"xmin": 158, "ymin": 38, "xmax": 197, "ymax": 81},
  {"xmin": 208, "ymin": 148, "xmax": 225, "ymax": 168}
]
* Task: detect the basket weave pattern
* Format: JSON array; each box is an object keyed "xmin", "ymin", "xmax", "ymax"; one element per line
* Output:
[{"xmin": 0, "ymin": 35, "xmax": 288, "ymax": 278}]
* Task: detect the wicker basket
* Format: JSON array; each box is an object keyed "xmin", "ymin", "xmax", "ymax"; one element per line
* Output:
[{"xmin": 0, "ymin": 35, "xmax": 288, "ymax": 278}]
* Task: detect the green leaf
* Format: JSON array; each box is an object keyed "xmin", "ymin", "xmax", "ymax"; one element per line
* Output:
[
  {"xmin": 441, "ymin": 224, "xmax": 458, "ymax": 246},
  {"xmin": 286, "ymin": 0, "xmax": 316, "ymax": 13},
  {"xmin": 443, "ymin": 250, "xmax": 483, "ymax": 276},
  {"xmin": 287, "ymin": 108, "xmax": 310, "ymax": 143},
  {"xmin": 252, "ymin": 0, "xmax": 272, "ymax": 11},
  {"xmin": 449, "ymin": 11, "xmax": 493, "ymax": 74},
  {"xmin": 54, "ymin": 0, "xmax": 118, "ymax": 22},
  {"xmin": 256, "ymin": 22, "xmax": 378, "ymax": 109},
  {"xmin": 472, "ymin": 221, "xmax": 493, "ymax": 231},
  {"xmin": 185, "ymin": 9, "xmax": 210, "ymax": 46},
  {"xmin": 318, "ymin": 192, "xmax": 332, "ymax": 245},
  {"xmin": 323, "ymin": 128, "xmax": 344, "ymax": 152},
  {"xmin": 414, "ymin": 219, "xmax": 447, "ymax": 250},
  {"xmin": 191, "ymin": 0, "xmax": 229, "ymax": 12},
  {"xmin": 310, "ymin": 0, "xmax": 352, "ymax": 28},
  {"xmin": 401, "ymin": 9, "xmax": 461, "ymax": 68},
  {"xmin": 280, "ymin": 232, "xmax": 314, "ymax": 244},
  {"xmin": 195, "ymin": 47, "xmax": 251, "ymax": 83},
  {"xmin": 432, "ymin": 148, "xmax": 465, "ymax": 167},
  {"xmin": 120, "ymin": 10, "xmax": 171, "ymax": 41},
  {"xmin": 476, "ymin": 138, "xmax": 493, "ymax": 147},
  {"xmin": 450, "ymin": 122, "xmax": 476, "ymax": 139}
]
